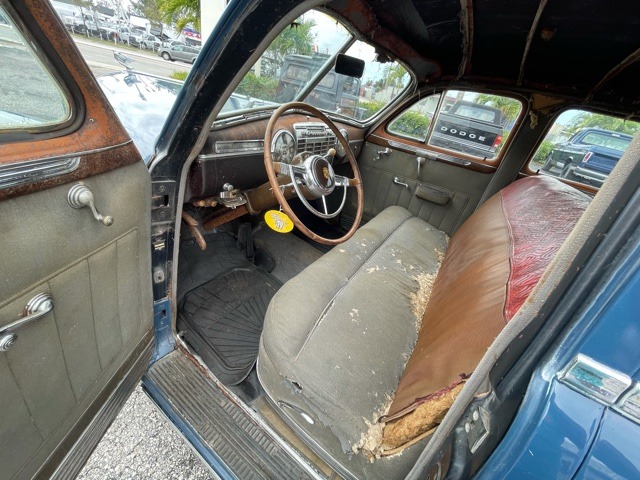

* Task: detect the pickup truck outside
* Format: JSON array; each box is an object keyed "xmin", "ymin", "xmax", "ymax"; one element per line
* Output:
[
  {"xmin": 429, "ymin": 100, "xmax": 505, "ymax": 158},
  {"xmin": 540, "ymin": 128, "xmax": 633, "ymax": 186}
]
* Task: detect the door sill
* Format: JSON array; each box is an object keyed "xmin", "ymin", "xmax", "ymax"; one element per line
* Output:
[{"xmin": 143, "ymin": 349, "xmax": 326, "ymax": 479}]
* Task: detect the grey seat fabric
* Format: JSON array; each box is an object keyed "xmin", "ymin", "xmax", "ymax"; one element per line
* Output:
[{"xmin": 257, "ymin": 206, "xmax": 449, "ymax": 460}]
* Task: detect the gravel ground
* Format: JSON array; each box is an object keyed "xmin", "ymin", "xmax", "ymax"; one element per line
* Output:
[{"xmin": 77, "ymin": 386, "xmax": 214, "ymax": 480}]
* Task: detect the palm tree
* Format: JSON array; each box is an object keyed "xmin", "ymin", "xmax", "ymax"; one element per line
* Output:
[
  {"xmin": 476, "ymin": 93, "xmax": 521, "ymax": 124},
  {"xmin": 158, "ymin": 0, "xmax": 200, "ymax": 32}
]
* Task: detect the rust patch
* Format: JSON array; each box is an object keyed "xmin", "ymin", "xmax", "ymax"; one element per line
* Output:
[
  {"xmin": 201, "ymin": 205, "xmax": 249, "ymax": 231},
  {"xmin": 328, "ymin": 0, "xmax": 441, "ymax": 79},
  {"xmin": 1, "ymin": 1, "xmax": 141, "ymax": 201},
  {"xmin": 0, "ymin": 142, "xmax": 141, "ymax": 201}
]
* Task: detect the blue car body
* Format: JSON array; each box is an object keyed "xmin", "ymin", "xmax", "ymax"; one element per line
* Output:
[{"xmin": 477, "ymin": 230, "xmax": 640, "ymax": 479}]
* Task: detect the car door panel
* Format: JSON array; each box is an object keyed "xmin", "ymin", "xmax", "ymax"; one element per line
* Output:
[
  {"xmin": 0, "ymin": 162, "xmax": 153, "ymax": 480},
  {"xmin": 0, "ymin": 2, "xmax": 153, "ymax": 479},
  {"xmin": 341, "ymin": 140, "xmax": 492, "ymax": 235}
]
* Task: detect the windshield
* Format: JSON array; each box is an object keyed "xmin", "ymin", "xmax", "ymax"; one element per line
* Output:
[{"xmin": 226, "ymin": 10, "xmax": 409, "ymax": 121}]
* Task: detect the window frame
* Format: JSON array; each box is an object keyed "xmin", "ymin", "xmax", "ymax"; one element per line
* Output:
[
  {"xmin": 524, "ymin": 106, "xmax": 640, "ymax": 191},
  {"xmin": 384, "ymin": 88, "xmax": 526, "ymax": 167},
  {"xmin": 213, "ymin": 7, "xmax": 417, "ymax": 127},
  {"xmin": 386, "ymin": 93, "xmax": 441, "ymax": 142},
  {"xmin": 0, "ymin": 0, "xmax": 81, "ymax": 143}
]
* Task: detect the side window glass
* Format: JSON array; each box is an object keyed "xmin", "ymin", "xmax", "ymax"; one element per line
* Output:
[
  {"xmin": 0, "ymin": 5, "xmax": 71, "ymax": 131},
  {"xmin": 427, "ymin": 90, "xmax": 521, "ymax": 160},
  {"xmin": 387, "ymin": 94, "xmax": 440, "ymax": 141},
  {"xmin": 530, "ymin": 109, "xmax": 639, "ymax": 188}
]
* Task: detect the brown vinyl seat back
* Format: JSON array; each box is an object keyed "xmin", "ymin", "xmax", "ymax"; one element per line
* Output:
[{"xmin": 380, "ymin": 176, "xmax": 591, "ymax": 450}]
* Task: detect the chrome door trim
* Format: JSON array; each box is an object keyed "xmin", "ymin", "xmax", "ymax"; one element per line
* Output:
[
  {"xmin": 614, "ymin": 383, "xmax": 640, "ymax": 424},
  {"xmin": 0, "ymin": 140, "xmax": 134, "ymax": 190},
  {"xmin": 0, "ymin": 156, "xmax": 80, "ymax": 190},
  {"xmin": 557, "ymin": 354, "xmax": 632, "ymax": 405}
]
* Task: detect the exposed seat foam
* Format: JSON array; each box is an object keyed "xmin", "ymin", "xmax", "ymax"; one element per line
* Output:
[
  {"xmin": 259, "ymin": 206, "xmax": 449, "ymax": 448},
  {"xmin": 258, "ymin": 176, "xmax": 590, "ymax": 471}
]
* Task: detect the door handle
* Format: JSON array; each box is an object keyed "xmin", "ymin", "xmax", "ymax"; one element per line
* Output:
[
  {"xmin": 393, "ymin": 177, "xmax": 410, "ymax": 189},
  {"xmin": 0, "ymin": 293, "xmax": 53, "ymax": 352}
]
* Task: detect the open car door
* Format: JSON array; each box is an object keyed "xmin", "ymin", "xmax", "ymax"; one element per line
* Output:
[{"xmin": 0, "ymin": 2, "xmax": 153, "ymax": 478}]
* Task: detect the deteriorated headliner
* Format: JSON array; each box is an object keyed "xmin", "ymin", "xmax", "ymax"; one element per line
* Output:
[{"xmin": 328, "ymin": 0, "xmax": 640, "ymax": 111}]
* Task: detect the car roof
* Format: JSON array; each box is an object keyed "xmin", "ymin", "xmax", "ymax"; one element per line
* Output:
[
  {"xmin": 579, "ymin": 128, "xmax": 634, "ymax": 138},
  {"xmin": 327, "ymin": 0, "xmax": 640, "ymax": 115}
]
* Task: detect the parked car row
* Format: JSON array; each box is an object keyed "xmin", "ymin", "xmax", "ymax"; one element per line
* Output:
[{"xmin": 58, "ymin": 18, "xmax": 182, "ymax": 53}]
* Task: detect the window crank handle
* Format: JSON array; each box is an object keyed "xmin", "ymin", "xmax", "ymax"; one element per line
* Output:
[
  {"xmin": 68, "ymin": 183, "xmax": 114, "ymax": 226},
  {"xmin": 393, "ymin": 177, "xmax": 410, "ymax": 189}
]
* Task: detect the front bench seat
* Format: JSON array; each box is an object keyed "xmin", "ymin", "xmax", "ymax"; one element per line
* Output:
[
  {"xmin": 259, "ymin": 206, "xmax": 449, "ymax": 440},
  {"xmin": 257, "ymin": 177, "xmax": 590, "ymax": 477}
]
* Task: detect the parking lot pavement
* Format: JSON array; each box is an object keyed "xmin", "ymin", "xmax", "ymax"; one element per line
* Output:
[{"xmin": 77, "ymin": 386, "xmax": 214, "ymax": 480}]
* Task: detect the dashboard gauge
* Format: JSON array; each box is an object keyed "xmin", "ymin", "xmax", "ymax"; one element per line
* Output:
[
  {"xmin": 335, "ymin": 128, "xmax": 349, "ymax": 157},
  {"xmin": 272, "ymin": 129, "xmax": 296, "ymax": 164}
]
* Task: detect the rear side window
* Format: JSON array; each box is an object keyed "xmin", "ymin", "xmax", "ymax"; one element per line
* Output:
[
  {"xmin": 388, "ymin": 94, "xmax": 440, "ymax": 141},
  {"xmin": 386, "ymin": 90, "xmax": 522, "ymax": 161},
  {"xmin": 427, "ymin": 91, "xmax": 521, "ymax": 160},
  {"xmin": 0, "ymin": 5, "xmax": 71, "ymax": 132},
  {"xmin": 529, "ymin": 109, "xmax": 639, "ymax": 189}
]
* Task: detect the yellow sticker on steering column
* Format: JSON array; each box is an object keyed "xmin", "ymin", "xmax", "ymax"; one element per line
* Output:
[{"xmin": 265, "ymin": 210, "xmax": 294, "ymax": 233}]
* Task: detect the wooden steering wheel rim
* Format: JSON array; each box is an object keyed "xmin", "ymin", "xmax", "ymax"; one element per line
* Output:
[{"xmin": 264, "ymin": 102, "xmax": 364, "ymax": 246}]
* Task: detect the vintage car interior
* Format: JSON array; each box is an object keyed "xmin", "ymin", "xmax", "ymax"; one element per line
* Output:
[
  {"xmin": 162, "ymin": 3, "xmax": 639, "ymax": 479},
  {"xmin": 2, "ymin": 0, "xmax": 640, "ymax": 479}
]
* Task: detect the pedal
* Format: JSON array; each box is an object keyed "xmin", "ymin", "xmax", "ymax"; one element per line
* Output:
[
  {"xmin": 181, "ymin": 211, "xmax": 207, "ymax": 250},
  {"xmin": 237, "ymin": 223, "xmax": 255, "ymax": 260}
]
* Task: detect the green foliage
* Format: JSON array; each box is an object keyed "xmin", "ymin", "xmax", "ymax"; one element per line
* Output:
[
  {"xmin": 169, "ymin": 70, "xmax": 188, "ymax": 81},
  {"xmin": 236, "ymin": 72, "xmax": 278, "ymax": 100},
  {"xmin": 389, "ymin": 110, "xmax": 430, "ymax": 139},
  {"xmin": 567, "ymin": 112, "xmax": 640, "ymax": 136},
  {"xmin": 357, "ymin": 99, "xmax": 385, "ymax": 119},
  {"xmin": 158, "ymin": 0, "xmax": 200, "ymax": 31},
  {"xmin": 531, "ymin": 139, "xmax": 554, "ymax": 167},
  {"xmin": 476, "ymin": 93, "xmax": 521, "ymax": 123},
  {"xmin": 129, "ymin": 0, "xmax": 163, "ymax": 23},
  {"xmin": 264, "ymin": 20, "xmax": 316, "ymax": 73}
]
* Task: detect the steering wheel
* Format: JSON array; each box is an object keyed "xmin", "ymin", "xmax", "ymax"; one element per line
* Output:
[{"xmin": 264, "ymin": 102, "xmax": 364, "ymax": 246}]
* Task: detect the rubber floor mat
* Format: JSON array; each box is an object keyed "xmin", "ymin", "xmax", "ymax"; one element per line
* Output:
[{"xmin": 178, "ymin": 268, "xmax": 281, "ymax": 385}]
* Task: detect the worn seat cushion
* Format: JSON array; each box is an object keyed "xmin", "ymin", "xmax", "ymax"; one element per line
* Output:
[
  {"xmin": 258, "ymin": 176, "xmax": 590, "ymax": 467},
  {"xmin": 381, "ymin": 176, "xmax": 591, "ymax": 449},
  {"xmin": 258, "ymin": 206, "xmax": 449, "ymax": 450}
]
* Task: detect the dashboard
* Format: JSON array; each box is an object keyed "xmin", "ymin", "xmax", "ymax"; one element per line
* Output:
[
  {"xmin": 185, "ymin": 114, "xmax": 363, "ymax": 203},
  {"xmin": 272, "ymin": 123, "xmax": 350, "ymax": 164}
]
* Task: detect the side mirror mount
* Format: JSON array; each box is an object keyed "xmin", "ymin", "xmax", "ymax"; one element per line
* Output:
[{"xmin": 335, "ymin": 53, "xmax": 365, "ymax": 78}]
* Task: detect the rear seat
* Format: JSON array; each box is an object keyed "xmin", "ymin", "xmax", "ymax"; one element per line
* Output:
[{"xmin": 258, "ymin": 176, "xmax": 590, "ymax": 464}]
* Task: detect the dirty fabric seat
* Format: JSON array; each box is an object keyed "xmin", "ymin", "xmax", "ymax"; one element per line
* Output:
[
  {"xmin": 258, "ymin": 206, "xmax": 449, "ymax": 444},
  {"xmin": 257, "ymin": 177, "xmax": 590, "ymax": 472}
]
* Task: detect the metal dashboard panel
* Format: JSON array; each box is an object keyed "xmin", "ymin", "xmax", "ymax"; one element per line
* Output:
[
  {"xmin": 186, "ymin": 152, "xmax": 268, "ymax": 202},
  {"xmin": 186, "ymin": 113, "xmax": 365, "ymax": 202}
]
